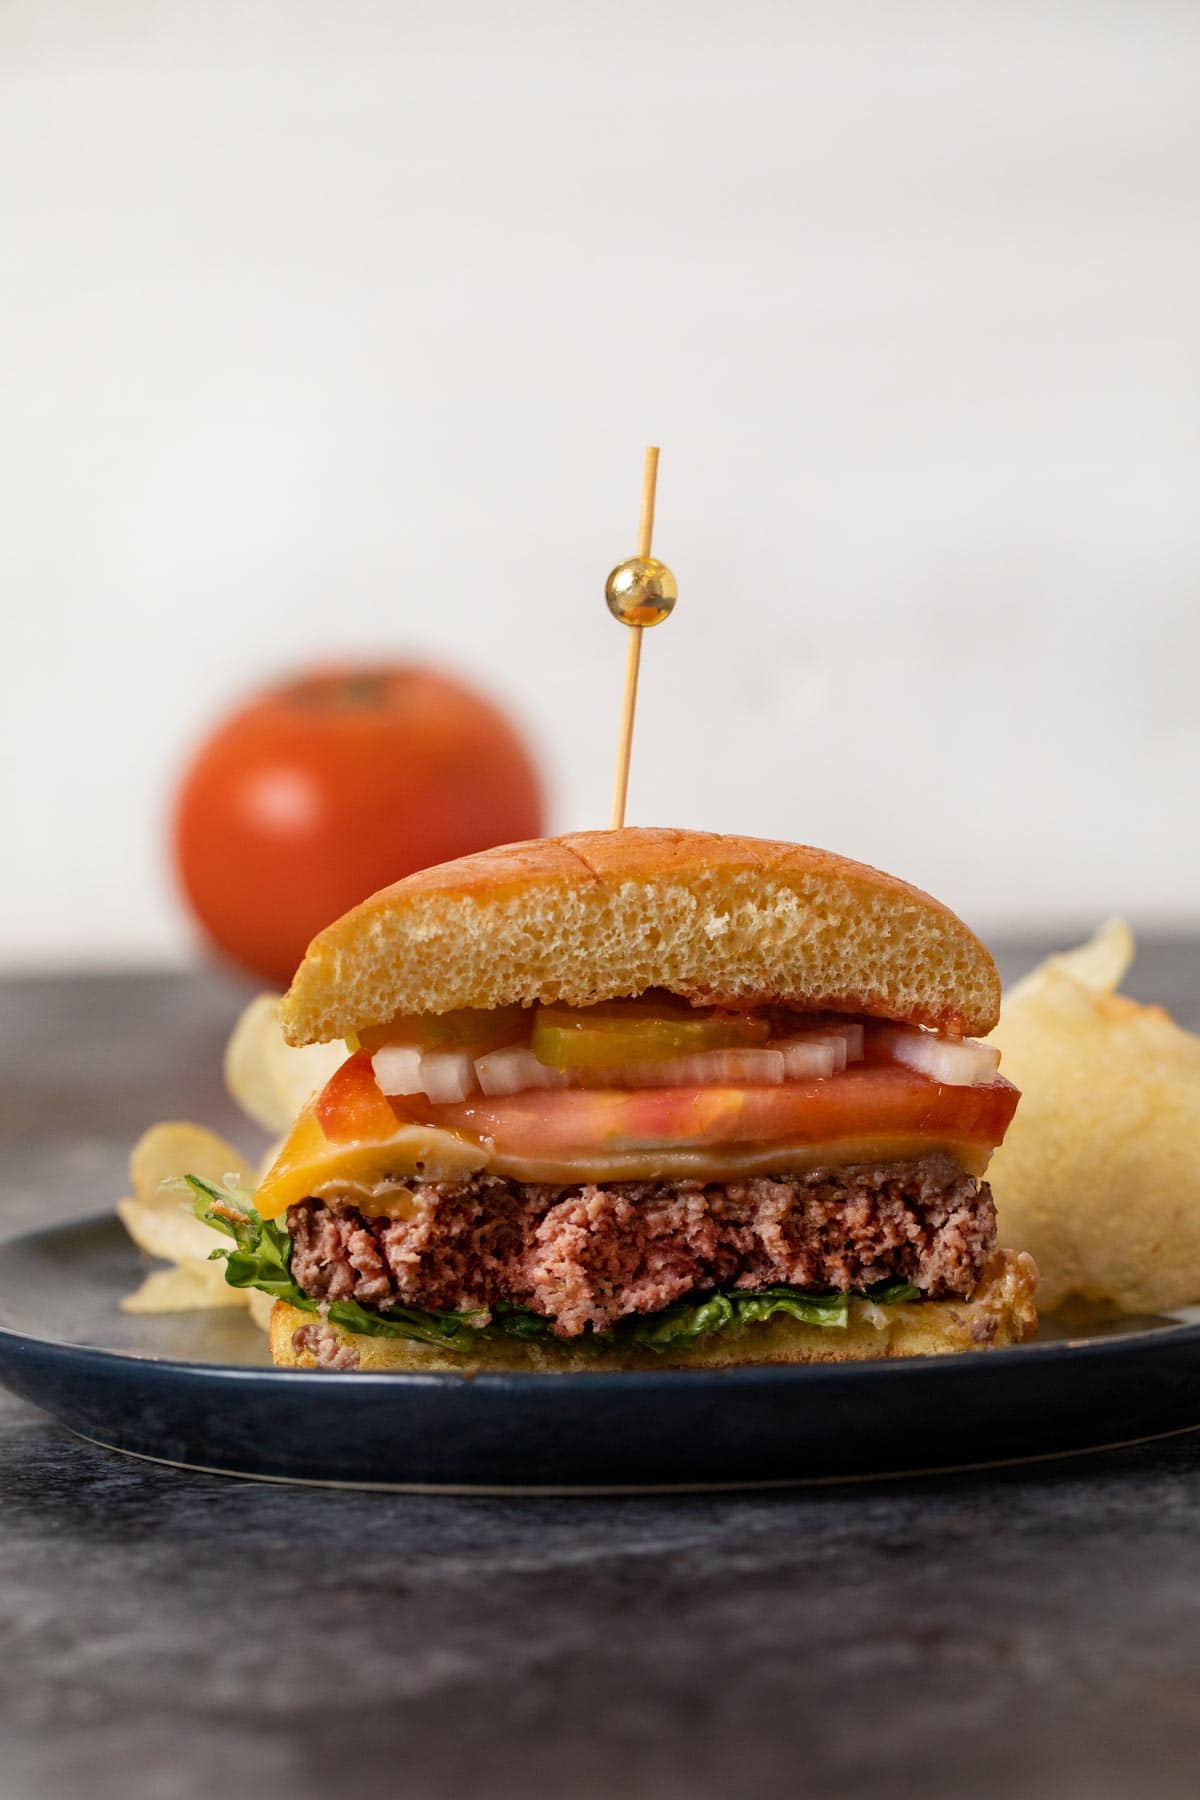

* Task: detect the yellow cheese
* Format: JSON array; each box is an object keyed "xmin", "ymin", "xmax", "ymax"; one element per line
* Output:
[
  {"xmin": 254, "ymin": 1111, "xmax": 486, "ymax": 1220},
  {"xmin": 254, "ymin": 1112, "xmax": 990, "ymax": 1219},
  {"xmin": 486, "ymin": 1135, "xmax": 991, "ymax": 1187}
]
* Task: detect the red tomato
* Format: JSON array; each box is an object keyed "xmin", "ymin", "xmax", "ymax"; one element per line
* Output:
[
  {"xmin": 437, "ymin": 1068, "xmax": 1019, "ymax": 1160},
  {"xmin": 173, "ymin": 664, "xmax": 544, "ymax": 985},
  {"xmin": 315, "ymin": 1050, "xmax": 402, "ymax": 1144},
  {"xmin": 314, "ymin": 1052, "xmax": 1019, "ymax": 1159}
]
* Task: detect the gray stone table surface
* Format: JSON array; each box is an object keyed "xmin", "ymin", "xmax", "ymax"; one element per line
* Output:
[{"xmin": 2, "ymin": 944, "xmax": 1200, "ymax": 1800}]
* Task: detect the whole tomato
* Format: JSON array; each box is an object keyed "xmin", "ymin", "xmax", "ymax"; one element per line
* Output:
[{"xmin": 173, "ymin": 663, "xmax": 545, "ymax": 985}]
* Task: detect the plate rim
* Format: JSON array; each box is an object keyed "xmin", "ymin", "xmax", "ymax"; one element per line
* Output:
[{"xmin": 61, "ymin": 1418, "xmax": 1200, "ymax": 1494}]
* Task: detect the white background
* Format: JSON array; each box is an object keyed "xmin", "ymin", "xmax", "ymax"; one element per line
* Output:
[{"xmin": 3, "ymin": 0, "xmax": 1199, "ymax": 968}]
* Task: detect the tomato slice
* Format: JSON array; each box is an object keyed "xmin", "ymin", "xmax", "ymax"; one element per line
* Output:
[
  {"xmin": 434, "ymin": 1066, "xmax": 1019, "ymax": 1161},
  {"xmin": 316, "ymin": 1049, "xmax": 404, "ymax": 1143},
  {"xmin": 313, "ymin": 1050, "xmax": 1019, "ymax": 1165}
]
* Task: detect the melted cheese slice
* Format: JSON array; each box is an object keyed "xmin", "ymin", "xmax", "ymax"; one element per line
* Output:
[
  {"xmin": 254, "ymin": 1110, "xmax": 992, "ymax": 1220},
  {"xmin": 254, "ymin": 1112, "xmax": 487, "ymax": 1220}
]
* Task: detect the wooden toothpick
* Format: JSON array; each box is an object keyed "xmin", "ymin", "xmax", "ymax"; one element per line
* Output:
[
  {"xmin": 636, "ymin": 445, "xmax": 659, "ymax": 561},
  {"xmin": 609, "ymin": 447, "xmax": 675, "ymax": 829}
]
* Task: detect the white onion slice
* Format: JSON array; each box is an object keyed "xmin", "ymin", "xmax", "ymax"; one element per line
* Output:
[
  {"xmin": 371, "ymin": 1044, "xmax": 425, "ymax": 1096},
  {"xmin": 774, "ymin": 1039, "xmax": 839, "ymax": 1080},
  {"xmin": 876, "ymin": 1027, "xmax": 1000, "ymax": 1087},
  {"xmin": 821, "ymin": 1022, "xmax": 865, "ymax": 1064},
  {"xmin": 772, "ymin": 1023, "xmax": 864, "ymax": 1075},
  {"xmin": 475, "ymin": 1046, "xmax": 575, "ymax": 1096},
  {"xmin": 417, "ymin": 1050, "xmax": 479, "ymax": 1104},
  {"xmin": 586, "ymin": 1047, "xmax": 788, "ymax": 1089}
]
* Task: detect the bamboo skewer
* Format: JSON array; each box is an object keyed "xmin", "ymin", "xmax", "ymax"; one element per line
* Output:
[
  {"xmin": 610, "ymin": 447, "xmax": 664, "ymax": 830},
  {"xmin": 636, "ymin": 445, "xmax": 659, "ymax": 561},
  {"xmin": 610, "ymin": 636, "xmax": 644, "ymax": 830}
]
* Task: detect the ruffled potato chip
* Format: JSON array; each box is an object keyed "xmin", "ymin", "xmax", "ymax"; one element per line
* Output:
[
  {"xmin": 117, "ymin": 1194, "xmax": 226, "ymax": 1268},
  {"xmin": 122, "ymin": 1121, "xmax": 251, "ymax": 1262},
  {"xmin": 990, "ymin": 923, "xmax": 1200, "ymax": 1314},
  {"xmin": 1003, "ymin": 916, "xmax": 1135, "ymax": 1008},
  {"xmin": 130, "ymin": 1118, "xmax": 249, "ymax": 1203},
  {"xmin": 119, "ymin": 1120, "xmax": 268, "ymax": 1324},
  {"xmin": 224, "ymin": 992, "xmax": 346, "ymax": 1135},
  {"xmin": 121, "ymin": 1260, "xmax": 249, "ymax": 1314},
  {"xmin": 117, "ymin": 993, "xmax": 344, "ymax": 1327}
]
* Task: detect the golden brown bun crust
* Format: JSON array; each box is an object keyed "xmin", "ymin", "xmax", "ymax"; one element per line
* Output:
[
  {"xmin": 281, "ymin": 827, "xmax": 1000, "ymax": 1045},
  {"xmin": 269, "ymin": 1250, "xmax": 1038, "ymax": 1372}
]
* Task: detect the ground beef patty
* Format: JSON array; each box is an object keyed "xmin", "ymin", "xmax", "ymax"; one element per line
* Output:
[{"xmin": 286, "ymin": 1155, "xmax": 996, "ymax": 1338}]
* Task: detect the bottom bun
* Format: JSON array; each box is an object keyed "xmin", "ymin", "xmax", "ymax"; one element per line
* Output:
[{"xmin": 270, "ymin": 1250, "xmax": 1038, "ymax": 1373}]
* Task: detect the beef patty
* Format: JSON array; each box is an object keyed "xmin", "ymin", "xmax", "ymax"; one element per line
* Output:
[{"xmin": 286, "ymin": 1155, "xmax": 996, "ymax": 1338}]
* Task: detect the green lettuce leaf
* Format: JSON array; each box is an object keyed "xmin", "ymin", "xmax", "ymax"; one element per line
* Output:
[
  {"xmin": 184, "ymin": 1175, "xmax": 482, "ymax": 1350},
  {"xmin": 186, "ymin": 1174, "xmax": 925, "ymax": 1357},
  {"xmin": 862, "ymin": 1279, "xmax": 921, "ymax": 1306}
]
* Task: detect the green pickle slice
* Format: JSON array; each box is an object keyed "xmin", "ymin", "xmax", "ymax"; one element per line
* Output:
[{"xmin": 532, "ymin": 997, "xmax": 770, "ymax": 1069}]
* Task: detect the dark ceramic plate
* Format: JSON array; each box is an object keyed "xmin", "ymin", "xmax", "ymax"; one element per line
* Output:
[{"xmin": 2, "ymin": 1213, "xmax": 1199, "ymax": 1490}]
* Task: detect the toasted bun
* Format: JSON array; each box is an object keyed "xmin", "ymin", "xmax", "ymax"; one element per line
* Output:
[
  {"xmin": 269, "ymin": 1250, "xmax": 1037, "ymax": 1372},
  {"xmin": 281, "ymin": 827, "xmax": 999, "ymax": 1045}
]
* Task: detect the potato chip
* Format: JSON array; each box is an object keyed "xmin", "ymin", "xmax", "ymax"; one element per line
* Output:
[
  {"xmin": 119, "ymin": 1120, "xmax": 257, "ymax": 1314},
  {"xmin": 122, "ymin": 1121, "xmax": 251, "ymax": 1260},
  {"xmin": 1003, "ymin": 915, "xmax": 1135, "ymax": 1008},
  {"xmin": 130, "ymin": 1120, "xmax": 250, "ymax": 1207},
  {"xmin": 117, "ymin": 1195, "xmax": 224, "ymax": 1268},
  {"xmin": 224, "ymin": 992, "xmax": 346, "ymax": 1135},
  {"xmin": 121, "ymin": 1260, "xmax": 249, "ymax": 1314},
  {"xmin": 990, "ymin": 928, "xmax": 1200, "ymax": 1313}
]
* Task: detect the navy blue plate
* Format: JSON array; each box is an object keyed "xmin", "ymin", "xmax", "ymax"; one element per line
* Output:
[{"xmin": 1, "ymin": 1213, "xmax": 1199, "ymax": 1490}]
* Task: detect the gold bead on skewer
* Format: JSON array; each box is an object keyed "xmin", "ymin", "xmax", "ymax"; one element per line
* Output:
[{"xmin": 605, "ymin": 556, "xmax": 678, "ymax": 628}]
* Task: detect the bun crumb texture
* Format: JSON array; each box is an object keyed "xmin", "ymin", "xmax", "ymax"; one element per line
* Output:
[{"xmin": 281, "ymin": 827, "xmax": 1000, "ymax": 1046}]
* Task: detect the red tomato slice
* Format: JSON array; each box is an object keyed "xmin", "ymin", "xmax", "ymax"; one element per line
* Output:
[
  {"xmin": 316, "ymin": 1049, "xmax": 404, "ymax": 1143},
  {"xmin": 314, "ymin": 1053, "xmax": 1019, "ymax": 1161},
  {"xmin": 433, "ymin": 1067, "xmax": 1019, "ymax": 1160}
]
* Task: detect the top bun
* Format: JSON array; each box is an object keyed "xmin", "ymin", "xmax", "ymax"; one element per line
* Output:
[{"xmin": 280, "ymin": 828, "xmax": 1000, "ymax": 1046}]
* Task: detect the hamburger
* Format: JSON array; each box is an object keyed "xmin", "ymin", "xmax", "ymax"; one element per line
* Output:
[{"xmin": 194, "ymin": 828, "xmax": 1037, "ymax": 1370}]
